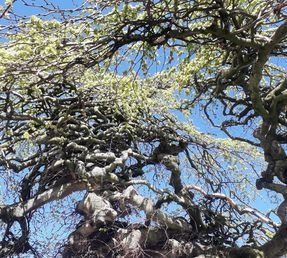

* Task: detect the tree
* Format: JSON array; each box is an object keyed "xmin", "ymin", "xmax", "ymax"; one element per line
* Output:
[{"xmin": 0, "ymin": 0, "xmax": 287, "ymax": 257}]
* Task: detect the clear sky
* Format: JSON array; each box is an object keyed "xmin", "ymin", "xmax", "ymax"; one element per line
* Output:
[{"xmin": 0, "ymin": 0, "xmax": 285, "ymax": 256}]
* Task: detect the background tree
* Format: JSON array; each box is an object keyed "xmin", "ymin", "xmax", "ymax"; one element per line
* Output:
[{"xmin": 0, "ymin": 0, "xmax": 287, "ymax": 257}]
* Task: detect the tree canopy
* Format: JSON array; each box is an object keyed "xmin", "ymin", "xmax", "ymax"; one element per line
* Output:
[{"xmin": 0, "ymin": 0, "xmax": 287, "ymax": 257}]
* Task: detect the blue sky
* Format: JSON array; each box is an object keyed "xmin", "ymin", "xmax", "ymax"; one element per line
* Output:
[{"xmin": 0, "ymin": 0, "xmax": 285, "ymax": 255}]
